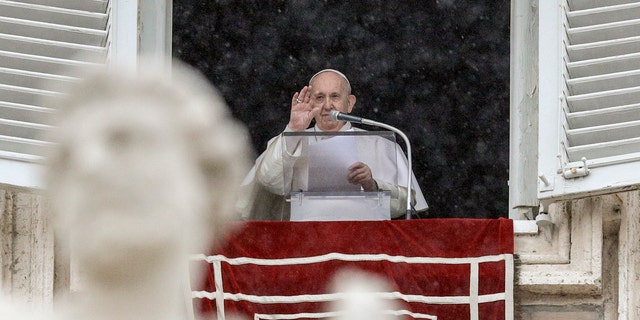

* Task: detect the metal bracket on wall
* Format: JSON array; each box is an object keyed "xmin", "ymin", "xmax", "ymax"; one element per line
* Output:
[{"xmin": 557, "ymin": 155, "xmax": 590, "ymax": 179}]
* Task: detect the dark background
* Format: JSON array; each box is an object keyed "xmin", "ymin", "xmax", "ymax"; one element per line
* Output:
[{"xmin": 172, "ymin": 1, "xmax": 510, "ymax": 219}]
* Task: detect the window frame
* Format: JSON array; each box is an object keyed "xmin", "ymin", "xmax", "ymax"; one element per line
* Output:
[{"xmin": 0, "ymin": 0, "xmax": 172, "ymax": 189}]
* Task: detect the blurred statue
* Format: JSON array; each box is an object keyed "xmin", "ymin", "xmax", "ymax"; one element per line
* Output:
[
  {"xmin": 0, "ymin": 291, "xmax": 47, "ymax": 320},
  {"xmin": 45, "ymin": 60, "xmax": 252, "ymax": 320},
  {"xmin": 327, "ymin": 269, "xmax": 400, "ymax": 320}
]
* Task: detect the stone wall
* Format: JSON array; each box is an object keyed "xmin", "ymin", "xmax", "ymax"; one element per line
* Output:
[
  {"xmin": 0, "ymin": 184, "xmax": 55, "ymax": 312},
  {"xmin": 515, "ymin": 191, "xmax": 640, "ymax": 319}
]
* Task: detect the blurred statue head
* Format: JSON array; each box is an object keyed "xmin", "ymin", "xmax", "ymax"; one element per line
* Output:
[
  {"xmin": 45, "ymin": 60, "xmax": 251, "ymax": 287},
  {"xmin": 327, "ymin": 269, "xmax": 400, "ymax": 320}
]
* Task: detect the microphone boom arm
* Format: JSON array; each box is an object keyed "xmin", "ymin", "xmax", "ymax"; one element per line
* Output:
[
  {"xmin": 329, "ymin": 110, "xmax": 414, "ymax": 219},
  {"xmin": 360, "ymin": 118, "xmax": 414, "ymax": 220}
]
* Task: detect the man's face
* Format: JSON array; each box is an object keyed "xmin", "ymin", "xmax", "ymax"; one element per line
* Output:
[{"xmin": 311, "ymin": 72, "xmax": 355, "ymax": 131}]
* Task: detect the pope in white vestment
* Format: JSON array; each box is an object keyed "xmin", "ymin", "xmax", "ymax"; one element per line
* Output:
[{"xmin": 238, "ymin": 69, "xmax": 428, "ymax": 220}]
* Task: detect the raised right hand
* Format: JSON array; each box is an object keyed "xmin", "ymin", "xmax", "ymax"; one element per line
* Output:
[{"xmin": 287, "ymin": 85, "xmax": 321, "ymax": 131}]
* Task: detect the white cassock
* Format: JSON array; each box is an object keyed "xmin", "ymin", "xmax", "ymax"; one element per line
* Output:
[{"xmin": 238, "ymin": 122, "xmax": 428, "ymax": 220}]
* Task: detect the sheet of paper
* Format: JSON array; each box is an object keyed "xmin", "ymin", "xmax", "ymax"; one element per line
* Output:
[{"xmin": 307, "ymin": 136, "xmax": 361, "ymax": 192}]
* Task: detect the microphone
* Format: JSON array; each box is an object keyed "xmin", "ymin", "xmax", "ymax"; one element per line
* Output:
[
  {"xmin": 329, "ymin": 110, "xmax": 365, "ymax": 124},
  {"xmin": 328, "ymin": 110, "xmax": 415, "ymax": 219}
]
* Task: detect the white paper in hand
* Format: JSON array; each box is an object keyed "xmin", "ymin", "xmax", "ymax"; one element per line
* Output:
[{"xmin": 307, "ymin": 136, "xmax": 361, "ymax": 192}]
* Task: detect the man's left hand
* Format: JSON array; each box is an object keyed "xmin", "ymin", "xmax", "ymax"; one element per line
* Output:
[{"xmin": 347, "ymin": 161, "xmax": 377, "ymax": 191}]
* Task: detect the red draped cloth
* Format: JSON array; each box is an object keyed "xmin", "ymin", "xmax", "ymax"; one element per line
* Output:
[{"xmin": 192, "ymin": 218, "xmax": 514, "ymax": 320}]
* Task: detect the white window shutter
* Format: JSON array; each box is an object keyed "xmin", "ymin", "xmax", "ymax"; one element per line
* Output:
[
  {"xmin": 538, "ymin": 0, "xmax": 640, "ymax": 201},
  {"xmin": 0, "ymin": 0, "xmax": 170, "ymax": 188},
  {"xmin": 0, "ymin": 0, "xmax": 109, "ymax": 187}
]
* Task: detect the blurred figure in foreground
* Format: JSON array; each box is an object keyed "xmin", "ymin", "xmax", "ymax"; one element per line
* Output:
[
  {"xmin": 327, "ymin": 268, "xmax": 401, "ymax": 320},
  {"xmin": 0, "ymin": 291, "xmax": 47, "ymax": 320},
  {"xmin": 44, "ymin": 60, "xmax": 251, "ymax": 320}
]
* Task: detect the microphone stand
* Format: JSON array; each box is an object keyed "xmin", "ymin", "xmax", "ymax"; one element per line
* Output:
[{"xmin": 359, "ymin": 119, "xmax": 413, "ymax": 220}]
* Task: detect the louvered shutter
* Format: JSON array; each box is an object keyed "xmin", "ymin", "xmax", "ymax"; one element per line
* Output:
[
  {"xmin": 538, "ymin": 0, "xmax": 640, "ymax": 201},
  {"xmin": 0, "ymin": 0, "xmax": 109, "ymax": 187}
]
